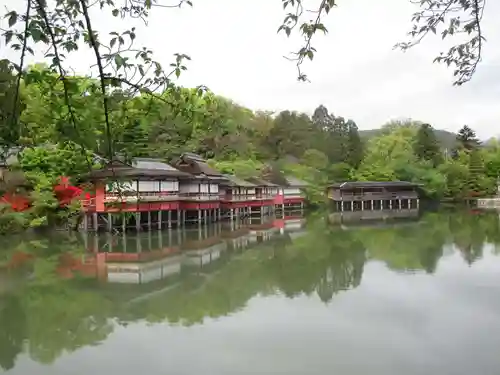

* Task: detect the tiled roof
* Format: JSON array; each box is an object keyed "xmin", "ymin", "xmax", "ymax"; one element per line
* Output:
[
  {"xmin": 285, "ymin": 176, "xmax": 308, "ymax": 187},
  {"xmin": 221, "ymin": 175, "xmax": 256, "ymax": 187},
  {"xmin": 85, "ymin": 157, "xmax": 191, "ymax": 179},
  {"xmin": 132, "ymin": 158, "xmax": 181, "ymax": 171},
  {"xmin": 173, "ymin": 153, "xmax": 225, "ymax": 177},
  {"xmin": 246, "ymin": 177, "xmax": 278, "ymax": 187},
  {"xmin": 330, "ymin": 181, "xmax": 420, "ymax": 189}
]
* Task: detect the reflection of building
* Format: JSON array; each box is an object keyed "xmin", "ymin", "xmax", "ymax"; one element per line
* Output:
[
  {"xmin": 328, "ymin": 208, "xmax": 420, "ymax": 229},
  {"xmin": 273, "ymin": 215, "xmax": 307, "ymax": 238},
  {"xmin": 182, "ymin": 237, "xmax": 228, "ymax": 268},
  {"xmin": 248, "ymin": 219, "xmax": 280, "ymax": 242},
  {"xmin": 106, "ymin": 254, "xmax": 183, "ymax": 284},
  {"xmin": 56, "ymin": 213, "xmax": 306, "ymax": 290},
  {"xmin": 220, "ymin": 221, "xmax": 252, "ymax": 251}
]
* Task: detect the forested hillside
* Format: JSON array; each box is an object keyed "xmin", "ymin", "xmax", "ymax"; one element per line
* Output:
[
  {"xmin": 1, "ymin": 62, "xmax": 500, "ymax": 232},
  {"xmin": 360, "ymin": 127, "xmax": 458, "ymax": 150}
]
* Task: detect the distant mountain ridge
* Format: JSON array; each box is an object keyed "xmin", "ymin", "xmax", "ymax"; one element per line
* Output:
[{"xmin": 359, "ymin": 128, "xmax": 458, "ymax": 150}]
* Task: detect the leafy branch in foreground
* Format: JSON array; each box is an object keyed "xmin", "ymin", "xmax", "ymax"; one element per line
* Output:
[
  {"xmin": 277, "ymin": 0, "xmax": 487, "ymax": 84},
  {"xmin": 278, "ymin": 0, "xmax": 333, "ymax": 82},
  {"xmin": 2, "ymin": 0, "xmax": 193, "ymax": 161},
  {"xmin": 395, "ymin": 0, "xmax": 486, "ymax": 85}
]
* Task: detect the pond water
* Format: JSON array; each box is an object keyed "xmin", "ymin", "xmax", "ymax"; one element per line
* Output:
[{"xmin": 1, "ymin": 210, "xmax": 500, "ymax": 375}]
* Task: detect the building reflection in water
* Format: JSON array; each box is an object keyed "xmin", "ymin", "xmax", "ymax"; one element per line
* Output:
[
  {"xmin": 68, "ymin": 214, "xmax": 308, "ymax": 287},
  {"xmin": 328, "ymin": 208, "xmax": 420, "ymax": 229}
]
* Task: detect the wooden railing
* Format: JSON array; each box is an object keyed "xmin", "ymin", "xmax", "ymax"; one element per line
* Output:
[
  {"xmin": 104, "ymin": 191, "xmax": 179, "ymax": 202},
  {"xmin": 179, "ymin": 192, "xmax": 220, "ymax": 201},
  {"xmin": 98, "ymin": 191, "xmax": 279, "ymax": 204},
  {"xmin": 283, "ymin": 194, "xmax": 304, "ymax": 199},
  {"xmin": 330, "ymin": 192, "xmax": 418, "ymax": 201},
  {"xmin": 104, "ymin": 191, "xmax": 225, "ymax": 202},
  {"xmin": 223, "ymin": 194, "xmax": 254, "ymax": 201},
  {"xmin": 222, "ymin": 194, "xmax": 275, "ymax": 201}
]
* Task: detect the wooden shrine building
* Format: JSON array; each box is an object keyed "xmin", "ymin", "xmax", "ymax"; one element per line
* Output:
[
  {"xmin": 82, "ymin": 157, "xmax": 192, "ymax": 231},
  {"xmin": 279, "ymin": 176, "xmax": 307, "ymax": 208},
  {"xmin": 171, "ymin": 152, "xmax": 227, "ymax": 223},
  {"xmin": 260, "ymin": 163, "xmax": 307, "ymax": 209},
  {"xmin": 245, "ymin": 177, "xmax": 279, "ymax": 216},
  {"xmin": 327, "ymin": 181, "xmax": 420, "ymax": 211},
  {"xmin": 220, "ymin": 175, "xmax": 256, "ymax": 219}
]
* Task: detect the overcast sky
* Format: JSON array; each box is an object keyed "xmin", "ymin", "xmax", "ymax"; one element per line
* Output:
[{"xmin": 1, "ymin": 0, "xmax": 499, "ymax": 138}]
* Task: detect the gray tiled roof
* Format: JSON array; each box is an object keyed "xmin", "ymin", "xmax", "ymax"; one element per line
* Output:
[
  {"xmin": 330, "ymin": 181, "xmax": 420, "ymax": 189},
  {"xmin": 132, "ymin": 158, "xmax": 180, "ymax": 171},
  {"xmin": 222, "ymin": 175, "xmax": 257, "ymax": 187}
]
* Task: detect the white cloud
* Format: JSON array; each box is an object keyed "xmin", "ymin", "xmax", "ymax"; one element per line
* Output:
[{"xmin": 1, "ymin": 0, "xmax": 499, "ymax": 138}]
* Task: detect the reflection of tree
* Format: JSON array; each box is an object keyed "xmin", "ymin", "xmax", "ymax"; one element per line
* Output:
[
  {"xmin": 316, "ymin": 234, "xmax": 365, "ymax": 303},
  {"xmin": 0, "ymin": 294, "xmax": 26, "ymax": 371},
  {"xmin": 355, "ymin": 213, "xmax": 448, "ymax": 273},
  {"xmin": 266, "ymin": 224, "xmax": 366, "ymax": 303},
  {"xmin": 0, "ymin": 235, "xmax": 115, "ymax": 366},
  {"xmin": 351, "ymin": 210, "xmax": 500, "ymax": 270},
  {"xmin": 2, "ymin": 210, "xmax": 500, "ymax": 369},
  {"xmin": 448, "ymin": 211, "xmax": 500, "ymax": 265},
  {"xmin": 482, "ymin": 213, "xmax": 500, "ymax": 247},
  {"xmin": 25, "ymin": 285, "xmax": 114, "ymax": 364}
]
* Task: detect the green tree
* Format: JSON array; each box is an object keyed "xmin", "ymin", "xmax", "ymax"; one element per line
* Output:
[
  {"xmin": 345, "ymin": 120, "xmax": 363, "ymax": 168},
  {"xmin": 413, "ymin": 123, "xmax": 442, "ymax": 166},
  {"xmin": 439, "ymin": 158, "xmax": 469, "ymax": 199},
  {"xmin": 484, "ymin": 141, "xmax": 500, "ymax": 183},
  {"xmin": 0, "ymin": 60, "xmax": 22, "ymax": 150},
  {"xmin": 466, "ymin": 149, "xmax": 495, "ymax": 196},
  {"xmin": 266, "ymin": 111, "xmax": 314, "ymax": 160},
  {"xmin": 115, "ymin": 120, "xmax": 149, "ymax": 159},
  {"xmin": 456, "ymin": 125, "xmax": 480, "ymax": 151},
  {"xmin": 301, "ymin": 149, "xmax": 328, "ymax": 171}
]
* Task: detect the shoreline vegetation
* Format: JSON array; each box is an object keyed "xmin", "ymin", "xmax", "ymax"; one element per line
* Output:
[{"xmin": 1, "ymin": 64, "xmax": 500, "ymax": 234}]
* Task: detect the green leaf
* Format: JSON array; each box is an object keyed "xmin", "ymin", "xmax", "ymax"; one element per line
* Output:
[
  {"xmin": 7, "ymin": 11, "xmax": 17, "ymax": 27},
  {"xmin": 315, "ymin": 23, "xmax": 328, "ymax": 34},
  {"xmin": 4, "ymin": 31, "xmax": 13, "ymax": 45},
  {"xmin": 110, "ymin": 37, "xmax": 116, "ymax": 48},
  {"xmin": 114, "ymin": 54, "xmax": 124, "ymax": 69},
  {"xmin": 30, "ymin": 28, "xmax": 43, "ymax": 42}
]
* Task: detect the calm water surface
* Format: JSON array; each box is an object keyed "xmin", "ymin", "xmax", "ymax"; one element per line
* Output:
[{"xmin": 1, "ymin": 210, "xmax": 500, "ymax": 375}]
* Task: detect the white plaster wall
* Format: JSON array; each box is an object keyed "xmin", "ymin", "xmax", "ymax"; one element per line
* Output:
[
  {"xmin": 160, "ymin": 180, "xmax": 179, "ymax": 192},
  {"xmin": 284, "ymin": 188, "xmax": 301, "ymax": 195},
  {"xmin": 138, "ymin": 180, "xmax": 158, "ymax": 192},
  {"xmin": 179, "ymin": 182, "xmax": 200, "ymax": 193}
]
